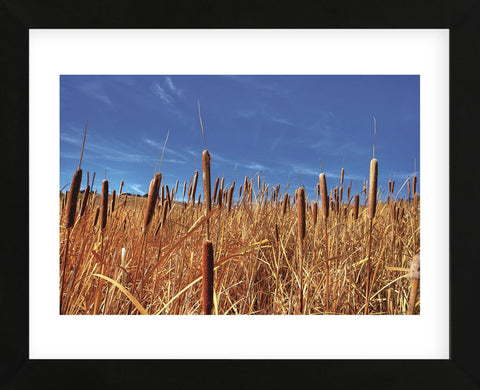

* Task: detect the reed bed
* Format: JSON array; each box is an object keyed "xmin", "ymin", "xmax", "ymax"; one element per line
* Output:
[{"xmin": 59, "ymin": 169, "xmax": 420, "ymax": 315}]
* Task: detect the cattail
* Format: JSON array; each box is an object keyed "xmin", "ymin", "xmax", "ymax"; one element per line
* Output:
[
  {"xmin": 412, "ymin": 175, "xmax": 417, "ymax": 195},
  {"xmin": 202, "ymin": 240, "xmax": 214, "ymax": 315},
  {"xmin": 111, "ymin": 189, "xmax": 116, "ymax": 213},
  {"xmin": 407, "ymin": 254, "xmax": 420, "ymax": 315},
  {"xmin": 339, "ymin": 187, "xmax": 343, "ymax": 203},
  {"xmin": 119, "ymin": 180, "xmax": 124, "ymax": 194},
  {"xmin": 165, "ymin": 185, "xmax": 171, "ymax": 210},
  {"xmin": 367, "ymin": 158, "xmax": 378, "ymax": 220},
  {"xmin": 161, "ymin": 185, "xmax": 165, "ymax": 207},
  {"xmin": 391, "ymin": 180, "xmax": 395, "ymax": 194},
  {"xmin": 79, "ymin": 183, "xmax": 90, "ymax": 217},
  {"xmin": 353, "ymin": 194, "xmax": 359, "ymax": 220},
  {"xmin": 217, "ymin": 188, "xmax": 223, "ymax": 209},
  {"xmin": 312, "ymin": 201, "xmax": 318, "ymax": 226},
  {"xmin": 143, "ymin": 173, "xmax": 161, "ymax": 232},
  {"xmin": 183, "ymin": 181, "xmax": 187, "ymax": 199},
  {"xmin": 347, "ymin": 185, "xmax": 351, "ymax": 203},
  {"xmin": 202, "ymin": 150, "xmax": 212, "ymax": 239},
  {"xmin": 391, "ymin": 202, "xmax": 396, "ymax": 221},
  {"xmin": 238, "ymin": 185, "xmax": 243, "ymax": 198},
  {"xmin": 319, "ymin": 173, "xmax": 328, "ymax": 220},
  {"xmin": 282, "ymin": 193, "xmax": 288, "ymax": 216},
  {"xmin": 212, "ymin": 177, "xmax": 219, "ymax": 203},
  {"xmin": 101, "ymin": 179, "xmax": 109, "ymax": 230},
  {"xmin": 227, "ymin": 184, "xmax": 234, "ymax": 213},
  {"xmin": 191, "ymin": 170, "xmax": 199, "ymax": 205},
  {"xmin": 93, "ymin": 206, "xmax": 100, "ymax": 226},
  {"xmin": 65, "ymin": 169, "xmax": 82, "ymax": 228},
  {"xmin": 297, "ymin": 188, "xmax": 306, "ymax": 240},
  {"xmin": 340, "ymin": 168, "xmax": 345, "ymax": 186},
  {"xmin": 407, "ymin": 179, "xmax": 411, "ymax": 199},
  {"xmin": 388, "ymin": 180, "xmax": 392, "ymax": 194}
]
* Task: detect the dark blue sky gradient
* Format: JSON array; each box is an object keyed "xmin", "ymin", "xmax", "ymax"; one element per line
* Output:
[{"xmin": 60, "ymin": 75, "xmax": 419, "ymax": 201}]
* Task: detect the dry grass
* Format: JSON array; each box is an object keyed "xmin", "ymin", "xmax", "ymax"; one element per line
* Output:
[{"xmin": 59, "ymin": 172, "xmax": 420, "ymax": 315}]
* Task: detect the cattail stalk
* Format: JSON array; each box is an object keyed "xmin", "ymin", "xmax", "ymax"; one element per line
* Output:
[
  {"xmin": 202, "ymin": 150, "xmax": 212, "ymax": 240},
  {"xmin": 79, "ymin": 182, "xmax": 90, "ymax": 217},
  {"xmin": 212, "ymin": 177, "xmax": 219, "ymax": 204},
  {"xmin": 365, "ymin": 157, "xmax": 378, "ymax": 314},
  {"xmin": 319, "ymin": 173, "xmax": 330, "ymax": 311},
  {"xmin": 202, "ymin": 240, "xmax": 214, "ymax": 315},
  {"xmin": 191, "ymin": 170, "xmax": 198, "ymax": 206},
  {"xmin": 65, "ymin": 169, "xmax": 82, "ymax": 228},
  {"xmin": 143, "ymin": 173, "xmax": 161, "ymax": 233},
  {"xmin": 353, "ymin": 194, "xmax": 359, "ymax": 220},
  {"xmin": 407, "ymin": 254, "xmax": 420, "ymax": 315},
  {"xmin": 101, "ymin": 179, "xmax": 109, "ymax": 230},
  {"xmin": 227, "ymin": 183, "xmax": 235, "ymax": 213},
  {"xmin": 297, "ymin": 187, "xmax": 306, "ymax": 313},
  {"xmin": 111, "ymin": 189, "xmax": 116, "ymax": 213},
  {"xmin": 282, "ymin": 193, "xmax": 288, "ymax": 217}
]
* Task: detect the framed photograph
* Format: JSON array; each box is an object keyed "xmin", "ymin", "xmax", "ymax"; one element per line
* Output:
[{"xmin": 2, "ymin": 2, "xmax": 477, "ymax": 387}]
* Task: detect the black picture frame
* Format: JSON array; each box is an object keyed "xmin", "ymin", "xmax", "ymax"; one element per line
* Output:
[{"xmin": 1, "ymin": 1, "xmax": 478, "ymax": 388}]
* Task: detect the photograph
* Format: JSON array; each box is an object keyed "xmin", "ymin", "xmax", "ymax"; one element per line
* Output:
[{"xmin": 59, "ymin": 74, "xmax": 420, "ymax": 315}]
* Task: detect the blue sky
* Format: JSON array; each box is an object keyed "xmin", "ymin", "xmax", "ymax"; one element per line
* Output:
[{"xmin": 60, "ymin": 75, "xmax": 419, "ymax": 201}]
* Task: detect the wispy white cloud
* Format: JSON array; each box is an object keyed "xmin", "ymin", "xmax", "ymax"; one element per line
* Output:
[
  {"xmin": 78, "ymin": 79, "xmax": 113, "ymax": 107},
  {"xmin": 151, "ymin": 82, "xmax": 173, "ymax": 104},
  {"xmin": 151, "ymin": 77, "xmax": 183, "ymax": 104},
  {"xmin": 165, "ymin": 76, "xmax": 182, "ymax": 97},
  {"xmin": 129, "ymin": 184, "xmax": 145, "ymax": 194}
]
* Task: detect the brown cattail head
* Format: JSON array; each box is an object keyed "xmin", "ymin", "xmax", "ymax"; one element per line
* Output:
[
  {"xmin": 413, "ymin": 175, "xmax": 417, "ymax": 195},
  {"xmin": 367, "ymin": 158, "xmax": 378, "ymax": 220},
  {"xmin": 353, "ymin": 194, "xmax": 360, "ymax": 220},
  {"xmin": 143, "ymin": 173, "xmax": 161, "ymax": 232},
  {"xmin": 391, "ymin": 180, "xmax": 395, "ymax": 194},
  {"xmin": 111, "ymin": 189, "xmax": 116, "ymax": 213},
  {"xmin": 101, "ymin": 179, "xmax": 109, "ymax": 230},
  {"xmin": 119, "ymin": 180, "xmax": 124, "ymax": 195},
  {"xmin": 212, "ymin": 177, "xmax": 219, "ymax": 204},
  {"xmin": 297, "ymin": 188, "xmax": 306, "ymax": 240},
  {"xmin": 191, "ymin": 170, "xmax": 199, "ymax": 205},
  {"xmin": 312, "ymin": 201, "xmax": 318, "ymax": 226},
  {"xmin": 347, "ymin": 185, "xmax": 351, "ymax": 203},
  {"xmin": 388, "ymin": 180, "xmax": 392, "ymax": 194},
  {"xmin": 339, "ymin": 187, "xmax": 343, "ymax": 203},
  {"xmin": 79, "ymin": 183, "xmax": 90, "ymax": 217},
  {"xmin": 218, "ymin": 188, "xmax": 223, "ymax": 209},
  {"xmin": 202, "ymin": 240, "xmax": 214, "ymax": 315},
  {"xmin": 93, "ymin": 206, "xmax": 100, "ymax": 227},
  {"xmin": 319, "ymin": 173, "xmax": 329, "ymax": 220},
  {"xmin": 65, "ymin": 168, "xmax": 82, "ymax": 229},
  {"xmin": 238, "ymin": 185, "xmax": 243, "ymax": 198},
  {"xmin": 340, "ymin": 168, "xmax": 345, "ymax": 186},
  {"xmin": 227, "ymin": 184, "xmax": 234, "ymax": 213},
  {"xmin": 282, "ymin": 193, "xmax": 289, "ymax": 217},
  {"xmin": 316, "ymin": 183, "xmax": 320, "ymax": 200},
  {"xmin": 183, "ymin": 181, "xmax": 187, "ymax": 199},
  {"xmin": 165, "ymin": 185, "xmax": 171, "ymax": 210},
  {"xmin": 202, "ymin": 150, "xmax": 212, "ymax": 213},
  {"xmin": 407, "ymin": 179, "xmax": 411, "ymax": 199}
]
